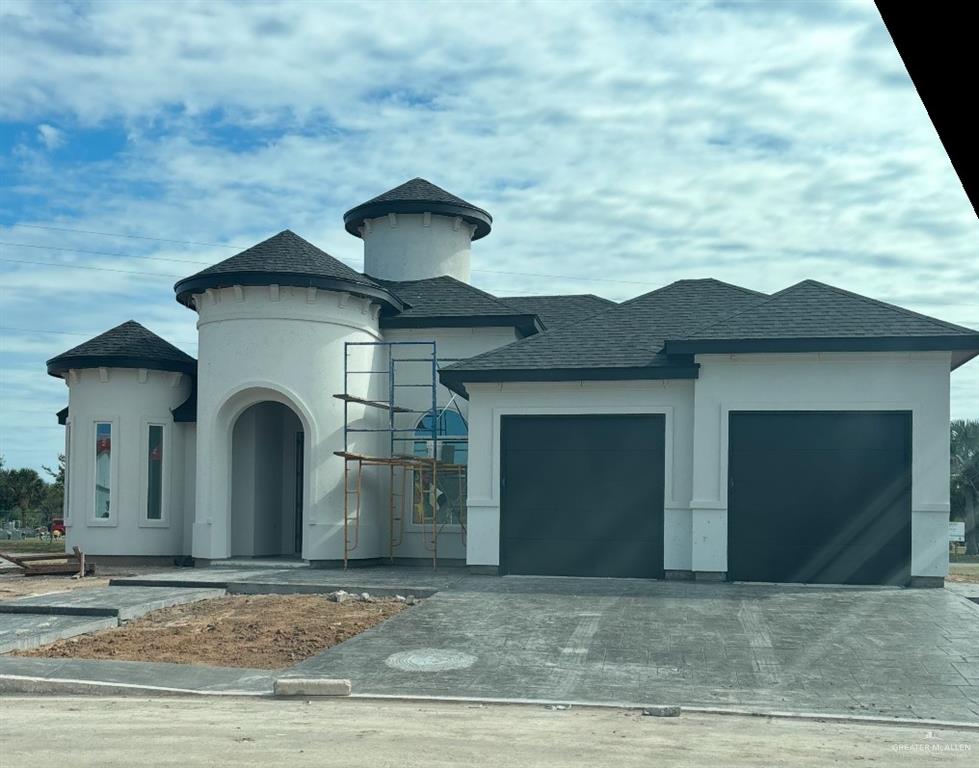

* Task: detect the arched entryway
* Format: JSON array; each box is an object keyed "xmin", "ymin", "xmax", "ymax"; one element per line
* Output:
[{"xmin": 230, "ymin": 401, "xmax": 305, "ymax": 557}]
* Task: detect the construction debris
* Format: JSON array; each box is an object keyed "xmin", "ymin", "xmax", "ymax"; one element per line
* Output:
[{"xmin": 0, "ymin": 546, "xmax": 95, "ymax": 577}]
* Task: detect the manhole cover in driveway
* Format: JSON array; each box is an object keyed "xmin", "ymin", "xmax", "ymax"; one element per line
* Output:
[{"xmin": 385, "ymin": 648, "xmax": 477, "ymax": 672}]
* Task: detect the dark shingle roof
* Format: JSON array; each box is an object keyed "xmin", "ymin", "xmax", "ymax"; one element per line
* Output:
[
  {"xmin": 344, "ymin": 178, "xmax": 493, "ymax": 239},
  {"xmin": 441, "ymin": 279, "xmax": 766, "ymax": 391},
  {"xmin": 500, "ymin": 294, "xmax": 615, "ymax": 328},
  {"xmin": 47, "ymin": 320, "xmax": 196, "ymax": 378},
  {"xmin": 379, "ymin": 276, "xmax": 542, "ymax": 335},
  {"xmin": 664, "ymin": 280, "xmax": 979, "ymax": 365},
  {"xmin": 678, "ymin": 279, "xmax": 977, "ymax": 339},
  {"xmin": 174, "ymin": 230, "xmax": 402, "ymax": 310}
]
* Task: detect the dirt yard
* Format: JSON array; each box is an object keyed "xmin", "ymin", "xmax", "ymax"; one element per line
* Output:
[
  {"xmin": 17, "ymin": 593, "xmax": 409, "ymax": 668},
  {"xmin": 949, "ymin": 562, "xmax": 979, "ymax": 584}
]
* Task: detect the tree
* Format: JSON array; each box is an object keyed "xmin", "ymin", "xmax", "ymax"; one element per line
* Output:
[
  {"xmin": 41, "ymin": 454, "xmax": 66, "ymax": 519},
  {"xmin": 3, "ymin": 468, "xmax": 46, "ymax": 527},
  {"xmin": 951, "ymin": 419, "xmax": 979, "ymax": 555}
]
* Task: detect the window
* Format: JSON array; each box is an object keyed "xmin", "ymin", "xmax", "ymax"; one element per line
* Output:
[
  {"xmin": 94, "ymin": 422, "xmax": 112, "ymax": 519},
  {"xmin": 412, "ymin": 409, "xmax": 467, "ymax": 526},
  {"xmin": 146, "ymin": 424, "xmax": 164, "ymax": 520},
  {"xmin": 63, "ymin": 422, "xmax": 71, "ymax": 520}
]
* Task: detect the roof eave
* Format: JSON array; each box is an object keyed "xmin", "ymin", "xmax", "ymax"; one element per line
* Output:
[
  {"xmin": 46, "ymin": 355, "xmax": 198, "ymax": 379},
  {"xmin": 343, "ymin": 200, "xmax": 492, "ymax": 240},
  {"xmin": 173, "ymin": 272, "xmax": 404, "ymax": 312},
  {"xmin": 663, "ymin": 335, "xmax": 979, "ymax": 356},
  {"xmin": 439, "ymin": 364, "xmax": 701, "ymax": 400},
  {"xmin": 380, "ymin": 313, "xmax": 543, "ymax": 336}
]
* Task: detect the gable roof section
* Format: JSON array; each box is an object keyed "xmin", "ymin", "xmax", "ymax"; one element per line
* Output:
[
  {"xmin": 664, "ymin": 280, "xmax": 979, "ymax": 368},
  {"xmin": 47, "ymin": 320, "xmax": 196, "ymax": 378},
  {"xmin": 500, "ymin": 294, "xmax": 616, "ymax": 328},
  {"xmin": 379, "ymin": 275, "xmax": 543, "ymax": 336},
  {"xmin": 174, "ymin": 230, "xmax": 402, "ymax": 310},
  {"xmin": 440, "ymin": 279, "xmax": 766, "ymax": 394},
  {"xmin": 344, "ymin": 178, "xmax": 493, "ymax": 240}
]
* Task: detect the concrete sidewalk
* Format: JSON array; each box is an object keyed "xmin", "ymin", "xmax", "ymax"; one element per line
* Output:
[
  {"xmin": 0, "ymin": 585, "xmax": 224, "ymax": 652},
  {"xmin": 110, "ymin": 564, "xmax": 467, "ymax": 596}
]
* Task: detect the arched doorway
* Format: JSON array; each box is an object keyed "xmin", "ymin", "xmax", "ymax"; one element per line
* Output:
[{"xmin": 230, "ymin": 401, "xmax": 305, "ymax": 557}]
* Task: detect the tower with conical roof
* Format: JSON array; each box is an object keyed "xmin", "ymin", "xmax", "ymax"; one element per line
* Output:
[
  {"xmin": 46, "ymin": 321, "xmax": 196, "ymax": 557},
  {"xmin": 343, "ymin": 178, "xmax": 492, "ymax": 283}
]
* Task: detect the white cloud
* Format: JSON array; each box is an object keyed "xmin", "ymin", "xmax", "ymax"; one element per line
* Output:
[
  {"xmin": 0, "ymin": 0, "xmax": 976, "ymax": 470},
  {"xmin": 36, "ymin": 123, "xmax": 63, "ymax": 149}
]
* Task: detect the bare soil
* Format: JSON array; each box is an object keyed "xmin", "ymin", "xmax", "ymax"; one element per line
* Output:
[
  {"xmin": 17, "ymin": 594, "xmax": 409, "ymax": 668},
  {"xmin": 948, "ymin": 562, "xmax": 979, "ymax": 584}
]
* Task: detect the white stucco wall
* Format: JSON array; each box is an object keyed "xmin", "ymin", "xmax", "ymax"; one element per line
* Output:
[
  {"xmin": 377, "ymin": 326, "xmax": 522, "ymax": 562},
  {"xmin": 463, "ymin": 379, "xmax": 696, "ymax": 569},
  {"xmin": 191, "ymin": 284, "xmax": 387, "ymax": 562},
  {"xmin": 361, "ymin": 213, "xmax": 474, "ymax": 282},
  {"xmin": 689, "ymin": 351, "xmax": 952, "ymax": 578},
  {"xmin": 63, "ymin": 366, "xmax": 191, "ymax": 556},
  {"xmin": 462, "ymin": 352, "xmax": 952, "ymax": 581}
]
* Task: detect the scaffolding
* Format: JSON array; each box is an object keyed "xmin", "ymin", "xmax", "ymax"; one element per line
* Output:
[{"xmin": 334, "ymin": 341, "xmax": 468, "ymax": 569}]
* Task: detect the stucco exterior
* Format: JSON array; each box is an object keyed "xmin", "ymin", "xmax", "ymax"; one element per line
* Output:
[
  {"xmin": 190, "ymin": 283, "xmax": 386, "ymax": 562},
  {"xmin": 63, "ymin": 367, "xmax": 191, "ymax": 556},
  {"xmin": 362, "ymin": 213, "xmax": 474, "ymax": 283},
  {"xmin": 49, "ymin": 178, "xmax": 973, "ymax": 585},
  {"xmin": 461, "ymin": 351, "xmax": 952, "ymax": 580},
  {"xmin": 687, "ymin": 351, "xmax": 952, "ymax": 579},
  {"xmin": 464, "ymin": 379, "xmax": 695, "ymax": 570}
]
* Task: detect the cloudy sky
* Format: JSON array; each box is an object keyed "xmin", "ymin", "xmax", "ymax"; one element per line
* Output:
[{"xmin": 1, "ymin": 0, "xmax": 976, "ymax": 472}]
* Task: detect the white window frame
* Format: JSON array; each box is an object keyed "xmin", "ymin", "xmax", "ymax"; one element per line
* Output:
[
  {"xmin": 139, "ymin": 420, "xmax": 170, "ymax": 528},
  {"xmin": 63, "ymin": 419, "xmax": 72, "ymax": 526},
  {"xmin": 90, "ymin": 417, "xmax": 119, "ymax": 527}
]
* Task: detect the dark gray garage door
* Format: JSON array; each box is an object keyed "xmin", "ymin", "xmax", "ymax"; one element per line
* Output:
[
  {"xmin": 500, "ymin": 414, "xmax": 665, "ymax": 578},
  {"xmin": 728, "ymin": 411, "xmax": 912, "ymax": 586}
]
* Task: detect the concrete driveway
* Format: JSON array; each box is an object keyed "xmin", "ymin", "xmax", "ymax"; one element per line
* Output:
[{"xmin": 290, "ymin": 577, "xmax": 979, "ymax": 722}]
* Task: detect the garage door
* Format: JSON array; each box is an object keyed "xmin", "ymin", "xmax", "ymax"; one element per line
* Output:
[
  {"xmin": 500, "ymin": 414, "xmax": 665, "ymax": 578},
  {"xmin": 728, "ymin": 411, "xmax": 911, "ymax": 586}
]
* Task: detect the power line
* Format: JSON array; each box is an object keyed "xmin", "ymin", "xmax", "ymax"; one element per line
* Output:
[
  {"xmin": 0, "ymin": 257, "xmax": 183, "ymax": 278},
  {"xmin": 0, "ymin": 241, "xmax": 213, "ymax": 266},
  {"xmin": 2, "ymin": 228, "xmax": 977, "ymax": 308},
  {"xmin": 1, "ymin": 238, "xmax": 657, "ymax": 287},
  {"xmin": 12, "ymin": 223, "xmax": 242, "ymax": 250},
  {"xmin": 0, "ymin": 326, "xmax": 197, "ymax": 346},
  {"xmin": 5, "ymin": 223, "xmax": 667, "ymax": 287}
]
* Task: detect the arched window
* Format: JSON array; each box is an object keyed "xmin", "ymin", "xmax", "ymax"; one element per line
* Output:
[{"xmin": 412, "ymin": 408, "xmax": 467, "ymax": 526}]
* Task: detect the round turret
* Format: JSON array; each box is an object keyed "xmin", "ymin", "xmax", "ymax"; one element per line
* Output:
[{"xmin": 343, "ymin": 178, "xmax": 492, "ymax": 283}]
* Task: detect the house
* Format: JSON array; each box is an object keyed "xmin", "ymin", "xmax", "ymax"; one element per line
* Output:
[{"xmin": 47, "ymin": 178, "xmax": 979, "ymax": 586}]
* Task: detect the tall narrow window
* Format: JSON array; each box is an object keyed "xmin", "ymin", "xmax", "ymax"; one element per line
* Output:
[
  {"xmin": 63, "ymin": 423, "xmax": 71, "ymax": 519},
  {"xmin": 94, "ymin": 422, "xmax": 111, "ymax": 519},
  {"xmin": 146, "ymin": 425, "xmax": 164, "ymax": 520}
]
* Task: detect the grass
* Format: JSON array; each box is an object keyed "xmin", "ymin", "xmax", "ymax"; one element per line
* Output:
[{"xmin": 0, "ymin": 538, "xmax": 67, "ymax": 555}]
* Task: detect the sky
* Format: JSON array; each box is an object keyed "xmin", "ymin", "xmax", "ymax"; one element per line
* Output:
[{"xmin": 1, "ymin": 0, "xmax": 977, "ymax": 472}]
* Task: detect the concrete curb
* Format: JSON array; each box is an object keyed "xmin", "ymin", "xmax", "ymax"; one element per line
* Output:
[
  {"xmin": 0, "ymin": 674, "xmax": 268, "ymax": 698},
  {"xmin": 2, "ymin": 674, "xmax": 977, "ymax": 732},
  {"xmin": 273, "ymin": 678, "xmax": 352, "ymax": 697},
  {"xmin": 346, "ymin": 693, "xmax": 979, "ymax": 732},
  {"xmin": 109, "ymin": 578, "xmax": 438, "ymax": 599}
]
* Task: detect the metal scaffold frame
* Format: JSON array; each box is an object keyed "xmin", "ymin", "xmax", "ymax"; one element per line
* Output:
[{"xmin": 333, "ymin": 340, "xmax": 468, "ymax": 569}]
